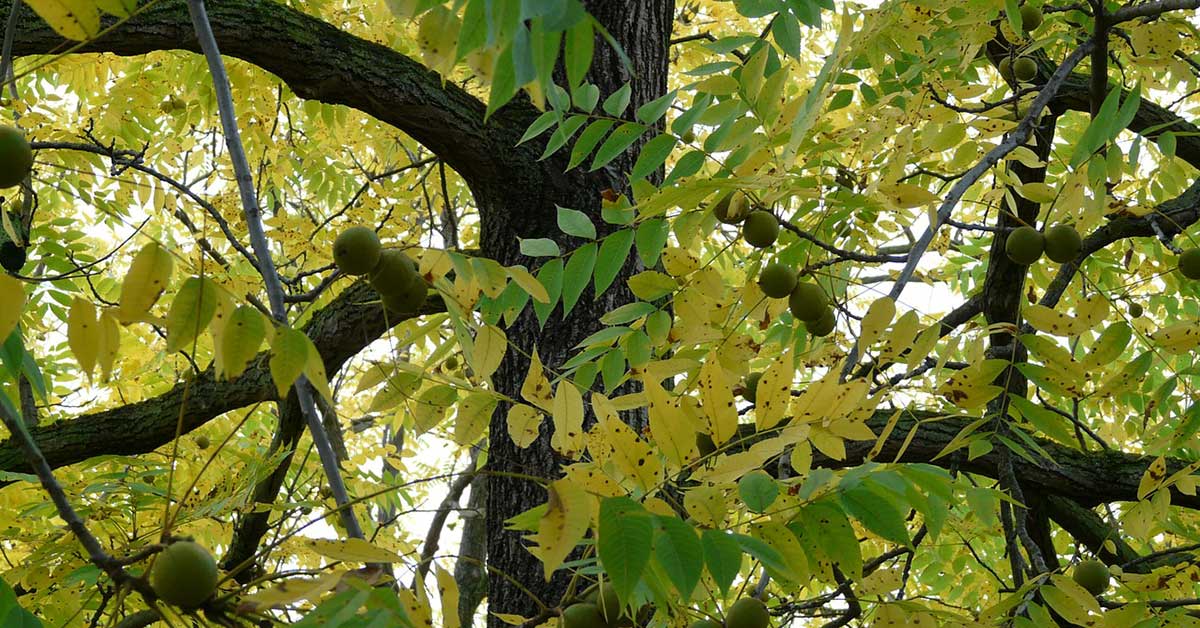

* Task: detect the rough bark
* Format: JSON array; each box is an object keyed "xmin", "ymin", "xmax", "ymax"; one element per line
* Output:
[{"xmin": 480, "ymin": 1, "xmax": 674, "ymax": 620}]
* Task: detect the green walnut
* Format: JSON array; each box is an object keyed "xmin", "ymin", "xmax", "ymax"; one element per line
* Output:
[
  {"xmin": 1020, "ymin": 4, "xmax": 1043, "ymax": 31},
  {"xmin": 369, "ymin": 249, "xmax": 419, "ymax": 297},
  {"xmin": 788, "ymin": 282, "xmax": 827, "ymax": 323},
  {"xmin": 1128, "ymin": 302, "xmax": 1143, "ymax": 318},
  {"xmin": 726, "ymin": 597, "xmax": 771, "ymax": 628},
  {"xmin": 1013, "ymin": 57, "xmax": 1038, "ymax": 82},
  {"xmin": 713, "ymin": 192, "xmax": 750, "ymax": 225},
  {"xmin": 1005, "ymin": 226, "xmax": 1044, "ymax": 265},
  {"xmin": 0, "ymin": 126, "xmax": 33, "ymax": 189},
  {"xmin": 758, "ymin": 263, "xmax": 797, "ymax": 298},
  {"xmin": 742, "ymin": 211, "xmax": 779, "ymax": 248},
  {"xmin": 1072, "ymin": 559, "xmax": 1110, "ymax": 596},
  {"xmin": 381, "ymin": 279, "xmax": 428, "ymax": 315},
  {"xmin": 194, "ymin": 435, "xmax": 210, "ymax": 450},
  {"xmin": 562, "ymin": 603, "xmax": 606, "ymax": 628},
  {"xmin": 998, "ymin": 57, "xmax": 1015, "ymax": 82},
  {"xmin": 1043, "ymin": 224, "xmax": 1081, "ymax": 263},
  {"xmin": 594, "ymin": 581, "xmax": 623, "ymax": 624},
  {"xmin": 805, "ymin": 307, "xmax": 836, "ymax": 337},
  {"xmin": 332, "ymin": 225, "xmax": 382, "ymax": 276},
  {"xmin": 151, "ymin": 541, "xmax": 219, "ymax": 609},
  {"xmin": 1178, "ymin": 249, "xmax": 1200, "ymax": 280},
  {"xmin": 690, "ymin": 620, "xmax": 722, "ymax": 628}
]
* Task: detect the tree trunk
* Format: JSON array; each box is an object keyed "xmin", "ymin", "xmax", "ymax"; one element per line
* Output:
[{"xmin": 482, "ymin": 1, "xmax": 674, "ymax": 621}]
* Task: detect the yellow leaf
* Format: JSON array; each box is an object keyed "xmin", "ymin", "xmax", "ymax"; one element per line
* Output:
[
  {"xmin": 878, "ymin": 182, "xmax": 939, "ymax": 209},
  {"xmin": 472, "ymin": 324, "xmax": 506, "ymax": 380},
  {"xmin": 506, "ymin": 403, "xmax": 543, "ymax": 448},
  {"xmin": 755, "ymin": 353, "xmax": 794, "ymax": 431},
  {"xmin": 1138, "ymin": 456, "xmax": 1168, "ymax": 500},
  {"xmin": 684, "ymin": 486, "xmax": 726, "ymax": 528},
  {"xmin": 808, "ymin": 426, "xmax": 846, "ymax": 461},
  {"xmin": 164, "ymin": 276, "xmax": 218, "ymax": 353},
  {"xmin": 220, "ymin": 305, "xmax": 267, "ymax": 379},
  {"xmin": 0, "ymin": 273, "xmax": 23, "ymax": 341},
  {"xmin": 506, "ymin": 265, "xmax": 550, "ymax": 303},
  {"xmin": 237, "ymin": 570, "xmax": 347, "ymax": 611},
  {"xmin": 492, "ymin": 614, "xmax": 531, "ymax": 626},
  {"xmin": 270, "ymin": 328, "xmax": 309, "ymax": 398},
  {"xmin": 471, "ymin": 257, "xmax": 508, "ymax": 299},
  {"xmin": 859, "ymin": 296, "xmax": 896, "ymax": 349},
  {"xmin": 435, "ymin": 567, "xmax": 461, "ymax": 628},
  {"xmin": 116, "ymin": 242, "xmax": 173, "ymax": 324},
  {"xmin": 590, "ymin": 394, "xmax": 662, "ymax": 493},
  {"xmin": 643, "ymin": 376, "xmax": 697, "ymax": 469},
  {"xmin": 454, "ymin": 392, "xmax": 498, "ymax": 446},
  {"xmin": 96, "ymin": 310, "xmax": 120, "ymax": 382},
  {"xmin": 533, "ymin": 478, "xmax": 591, "ymax": 580},
  {"xmin": 1023, "ymin": 304, "xmax": 1083, "ymax": 337},
  {"xmin": 878, "ymin": 310, "xmax": 920, "ymax": 364},
  {"xmin": 1150, "ymin": 320, "xmax": 1200, "ymax": 354},
  {"xmin": 550, "ymin": 382, "xmax": 585, "ymax": 459},
  {"xmin": 24, "ymin": 0, "xmax": 100, "ymax": 41},
  {"xmin": 699, "ymin": 355, "xmax": 738, "ymax": 445},
  {"xmin": 521, "ymin": 350, "xmax": 554, "ymax": 412},
  {"xmin": 293, "ymin": 335, "xmax": 332, "ymax": 405},
  {"xmin": 400, "ymin": 584, "xmax": 433, "ymax": 626},
  {"xmin": 94, "ymin": 0, "xmax": 136, "ymax": 17},
  {"xmin": 67, "ymin": 296, "xmax": 99, "ymax": 380},
  {"xmin": 303, "ymin": 537, "xmax": 404, "ymax": 563},
  {"xmin": 905, "ymin": 325, "xmax": 941, "ymax": 370}
]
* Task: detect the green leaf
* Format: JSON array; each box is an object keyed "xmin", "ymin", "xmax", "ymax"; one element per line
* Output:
[
  {"xmin": 564, "ymin": 18, "xmax": 594, "ymax": 88},
  {"xmin": 519, "ymin": 111, "xmax": 560, "ymax": 145},
  {"xmin": 0, "ymin": 574, "xmax": 41, "ymax": 627},
  {"xmin": 664, "ymin": 150, "xmax": 706, "ymax": 185},
  {"xmin": 270, "ymin": 328, "xmax": 310, "ymax": 398},
  {"xmin": 635, "ymin": 218, "xmax": 670, "ymax": 267},
  {"xmin": 590, "ymin": 122, "xmax": 647, "ymax": 171},
  {"xmin": 533, "ymin": 259, "xmax": 564, "ymax": 327},
  {"xmin": 602, "ymin": 83, "xmax": 633, "ymax": 117},
  {"xmin": 840, "ymin": 483, "xmax": 911, "ymax": 547},
  {"xmin": 799, "ymin": 500, "xmax": 863, "ymax": 580},
  {"xmin": 1069, "ymin": 86, "xmax": 1123, "ymax": 168},
  {"xmin": 561, "ymin": 243, "xmax": 597, "ymax": 316},
  {"xmin": 485, "ymin": 44, "xmax": 518, "ymax": 121},
  {"xmin": 653, "ymin": 516, "xmax": 703, "ymax": 597},
  {"xmin": 520, "ymin": 238, "xmax": 562, "ymax": 257},
  {"xmin": 732, "ymin": 533, "xmax": 793, "ymax": 580},
  {"xmin": 599, "ymin": 301, "xmax": 655, "ymax": 326},
  {"xmin": 540, "ymin": 114, "xmax": 589, "ymax": 160},
  {"xmin": 600, "ymin": 347, "xmax": 626, "ymax": 391},
  {"xmin": 572, "ymin": 83, "xmax": 600, "ymax": 113},
  {"xmin": 701, "ymin": 530, "xmax": 742, "ymax": 596},
  {"xmin": 635, "ymin": 89, "xmax": 677, "ymax": 125},
  {"xmin": 557, "ymin": 206, "xmax": 597, "ymax": 240},
  {"xmin": 598, "ymin": 497, "xmax": 652, "ymax": 605},
  {"xmin": 594, "ymin": 229, "xmax": 634, "ymax": 297},
  {"xmin": 630, "ymin": 134, "xmax": 677, "ymax": 181},
  {"xmin": 738, "ymin": 471, "xmax": 779, "ymax": 513},
  {"xmin": 165, "ymin": 276, "xmax": 219, "ymax": 353},
  {"xmin": 568, "ymin": 119, "xmax": 615, "ymax": 170}
]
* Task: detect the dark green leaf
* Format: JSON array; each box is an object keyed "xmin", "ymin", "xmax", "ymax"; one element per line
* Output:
[
  {"xmin": 653, "ymin": 516, "xmax": 703, "ymax": 597},
  {"xmin": 594, "ymin": 229, "xmax": 634, "ymax": 297},
  {"xmin": 701, "ymin": 530, "xmax": 742, "ymax": 596},
  {"xmin": 561, "ymin": 243, "xmax": 597, "ymax": 316},
  {"xmin": 598, "ymin": 497, "xmax": 652, "ymax": 604}
]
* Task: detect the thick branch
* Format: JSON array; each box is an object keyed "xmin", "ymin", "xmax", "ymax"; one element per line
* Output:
[
  {"xmin": 3, "ymin": 0, "xmax": 539, "ymax": 186},
  {"xmin": 0, "ymin": 283, "xmax": 445, "ymax": 485}
]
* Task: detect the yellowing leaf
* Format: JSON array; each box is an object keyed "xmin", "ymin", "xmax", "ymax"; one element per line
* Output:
[
  {"xmin": 299, "ymin": 333, "xmax": 333, "ymax": 404},
  {"xmin": 506, "ymin": 265, "xmax": 550, "ymax": 303},
  {"xmin": 400, "ymin": 584, "xmax": 433, "ymax": 627},
  {"xmin": 116, "ymin": 242, "xmax": 173, "ymax": 324},
  {"xmin": 304, "ymin": 537, "xmax": 404, "ymax": 563},
  {"xmin": 550, "ymin": 382, "xmax": 585, "ymax": 459},
  {"xmin": 533, "ymin": 478, "xmax": 591, "ymax": 580},
  {"xmin": 699, "ymin": 355, "xmax": 738, "ymax": 445},
  {"xmin": 96, "ymin": 310, "xmax": 120, "ymax": 382},
  {"xmin": 472, "ymin": 324, "xmax": 506, "ymax": 380},
  {"xmin": 628, "ymin": 271, "xmax": 677, "ymax": 301},
  {"xmin": 1150, "ymin": 320, "xmax": 1200, "ymax": 354},
  {"xmin": 1138, "ymin": 456, "xmax": 1168, "ymax": 500},
  {"xmin": 454, "ymin": 392, "xmax": 498, "ymax": 446},
  {"xmin": 24, "ymin": 0, "xmax": 100, "ymax": 41},
  {"xmin": 94, "ymin": 0, "xmax": 136, "ymax": 17},
  {"xmin": 67, "ymin": 297, "xmax": 99, "ymax": 380},
  {"xmin": 878, "ymin": 182, "xmax": 939, "ymax": 208},
  {"xmin": 1016, "ymin": 182, "xmax": 1058, "ymax": 203},
  {"xmin": 270, "ymin": 328, "xmax": 309, "ymax": 398},
  {"xmin": 435, "ymin": 567, "xmax": 461, "ymax": 628},
  {"xmin": 643, "ymin": 376, "xmax": 697, "ymax": 469},
  {"xmin": 859, "ymin": 296, "xmax": 896, "ymax": 349},
  {"xmin": 507, "ymin": 403, "xmax": 543, "ymax": 448},
  {"xmin": 237, "ymin": 570, "xmax": 347, "ymax": 611},
  {"xmin": 521, "ymin": 350, "xmax": 554, "ymax": 412},
  {"xmin": 220, "ymin": 305, "xmax": 267, "ymax": 379},
  {"xmin": 590, "ymin": 394, "xmax": 663, "ymax": 493},
  {"xmin": 165, "ymin": 276, "xmax": 219, "ymax": 353},
  {"xmin": 0, "ymin": 273, "xmax": 23, "ymax": 341}
]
